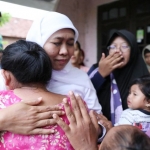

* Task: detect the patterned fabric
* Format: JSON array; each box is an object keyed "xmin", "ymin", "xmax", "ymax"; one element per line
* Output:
[
  {"xmin": 146, "ymin": 129, "xmax": 150, "ymax": 137},
  {"xmin": 110, "ymin": 73, "xmax": 123, "ymax": 125},
  {"xmin": 115, "ymin": 109, "xmax": 150, "ymax": 137},
  {"xmin": 0, "ymin": 90, "xmax": 74, "ymax": 150}
]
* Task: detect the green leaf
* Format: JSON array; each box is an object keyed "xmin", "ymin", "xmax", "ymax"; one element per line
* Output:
[{"xmin": 0, "ymin": 12, "xmax": 11, "ymax": 27}]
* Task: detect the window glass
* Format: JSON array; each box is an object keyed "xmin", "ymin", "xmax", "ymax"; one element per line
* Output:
[
  {"xmin": 120, "ymin": 7, "xmax": 126, "ymax": 17},
  {"xmin": 136, "ymin": 1, "xmax": 150, "ymax": 14},
  {"xmin": 109, "ymin": 8, "xmax": 118, "ymax": 19},
  {"xmin": 102, "ymin": 12, "xmax": 108, "ymax": 20}
]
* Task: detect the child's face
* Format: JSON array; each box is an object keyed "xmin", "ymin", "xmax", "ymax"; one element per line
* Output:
[{"xmin": 127, "ymin": 84, "xmax": 147, "ymax": 109}]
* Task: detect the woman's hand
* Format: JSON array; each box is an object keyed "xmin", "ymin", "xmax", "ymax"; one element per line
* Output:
[
  {"xmin": 0, "ymin": 98, "xmax": 64, "ymax": 135},
  {"xmin": 53, "ymin": 91, "xmax": 98, "ymax": 150},
  {"xmin": 98, "ymin": 52, "xmax": 123, "ymax": 77},
  {"xmin": 96, "ymin": 113, "xmax": 113, "ymax": 133}
]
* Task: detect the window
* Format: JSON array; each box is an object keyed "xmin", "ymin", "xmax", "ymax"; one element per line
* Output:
[{"xmin": 109, "ymin": 8, "xmax": 118, "ymax": 19}]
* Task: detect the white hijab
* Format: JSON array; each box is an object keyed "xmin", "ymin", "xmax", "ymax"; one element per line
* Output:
[
  {"xmin": 142, "ymin": 45, "xmax": 150, "ymax": 72},
  {"xmin": 26, "ymin": 12, "xmax": 95, "ymax": 94},
  {"xmin": 26, "ymin": 12, "xmax": 78, "ymax": 47}
]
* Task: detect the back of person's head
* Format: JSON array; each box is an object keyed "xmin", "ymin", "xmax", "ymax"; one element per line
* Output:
[
  {"xmin": 1, "ymin": 40, "xmax": 52, "ymax": 85},
  {"xmin": 129, "ymin": 75, "xmax": 150, "ymax": 101},
  {"xmin": 100, "ymin": 125, "xmax": 150, "ymax": 150}
]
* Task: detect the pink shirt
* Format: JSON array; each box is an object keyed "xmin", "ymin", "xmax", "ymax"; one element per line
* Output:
[{"xmin": 0, "ymin": 90, "xmax": 74, "ymax": 150}]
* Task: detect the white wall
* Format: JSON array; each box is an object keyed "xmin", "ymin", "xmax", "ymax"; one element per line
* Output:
[{"xmin": 84, "ymin": 0, "xmax": 118, "ymax": 66}]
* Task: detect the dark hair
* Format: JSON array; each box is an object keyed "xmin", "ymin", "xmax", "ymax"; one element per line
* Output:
[
  {"xmin": 79, "ymin": 49, "xmax": 85, "ymax": 66},
  {"xmin": 129, "ymin": 75, "xmax": 150, "ymax": 101},
  {"xmin": 80, "ymin": 49, "xmax": 85, "ymax": 58},
  {"xmin": 76, "ymin": 41, "xmax": 81, "ymax": 50},
  {"xmin": 122, "ymin": 126, "xmax": 150, "ymax": 150},
  {"xmin": 1, "ymin": 40, "xmax": 52, "ymax": 85},
  {"xmin": 75, "ymin": 41, "xmax": 85, "ymax": 66},
  {"xmin": 100, "ymin": 125, "xmax": 150, "ymax": 150},
  {"xmin": 144, "ymin": 49, "xmax": 150, "ymax": 56}
]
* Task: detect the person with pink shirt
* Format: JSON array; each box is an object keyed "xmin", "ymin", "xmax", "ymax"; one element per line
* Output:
[{"xmin": 0, "ymin": 40, "xmax": 74, "ymax": 150}]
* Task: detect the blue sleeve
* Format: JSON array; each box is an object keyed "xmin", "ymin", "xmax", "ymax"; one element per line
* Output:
[
  {"xmin": 90, "ymin": 72, "xmax": 105, "ymax": 91},
  {"xmin": 88, "ymin": 63, "xmax": 98, "ymax": 75}
]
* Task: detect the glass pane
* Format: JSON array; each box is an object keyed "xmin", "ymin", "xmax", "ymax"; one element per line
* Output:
[
  {"xmin": 109, "ymin": 8, "xmax": 118, "ymax": 19},
  {"xmin": 102, "ymin": 12, "xmax": 108, "ymax": 20},
  {"xmin": 120, "ymin": 7, "xmax": 126, "ymax": 17},
  {"xmin": 136, "ymin": 1, "xmax": 150, "ymax": 14}
]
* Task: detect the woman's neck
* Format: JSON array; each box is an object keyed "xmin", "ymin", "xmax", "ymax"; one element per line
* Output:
[
  {"xmin": 17, "ymin": 82, "xmax": 47, "ymax": 90},
  {"xmin": 13, "ymin": 83, "xmax": 66, "ymax": 106},
  {"xmin": 14, "ymin": 83, "xmax": 49, "ymax": 100}
]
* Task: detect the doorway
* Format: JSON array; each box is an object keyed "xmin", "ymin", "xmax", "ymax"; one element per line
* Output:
[{"xmin": 97, "ymin": 0, "xmax": 150, "ymax": 61}]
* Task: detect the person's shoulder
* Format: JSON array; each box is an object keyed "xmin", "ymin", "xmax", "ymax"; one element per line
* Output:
[
  {"xmin": 73, "ymin": 66, "xmax": 88, "ymax": 75},
  {"xmin": 88, "ymin": 63, "xmax": 98, "ymax": 75},
  {"xmin": 0, "ymin": 90, "xmax": 14, "ymax": 96},
  {"xmin": 90, "ymin": 63, "xmax": 98, "ymax": 69},
  {"xmin": 124, "ymin": 109, "xmax": 145, "ymax": 115},
  {"xmin": 122, "ymin": 108, "xmax": 135, "ymax": 114},
  {"xmin": 80, "ymin": 65, "xmax": 89, "ymax": 73}
]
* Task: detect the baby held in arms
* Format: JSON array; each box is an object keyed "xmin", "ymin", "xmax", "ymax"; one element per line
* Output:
[{"xmin": 115, "ymin": 75, "xmax": 150, "ymax": 137}]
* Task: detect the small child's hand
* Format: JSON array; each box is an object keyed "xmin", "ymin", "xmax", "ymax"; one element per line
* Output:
[{"xmin": 133, "ymin": 123, "xmax": 142, "ymax": 130}]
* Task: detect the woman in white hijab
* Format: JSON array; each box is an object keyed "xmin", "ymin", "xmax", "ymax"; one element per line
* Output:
[
  {"xmin": 0, "ymin": 12, "xmax": 103, "ymax": 138},
  {"xmin": 142, "ymin": 45, "xmax": 150, "ymax": 73},
  {"xmin": 26, "ymin": 12, "xmax": 102, "ymax": 114},
  {"xmin": 0, "ymin": 12, "xmax": 103, "ymax": 141}
]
